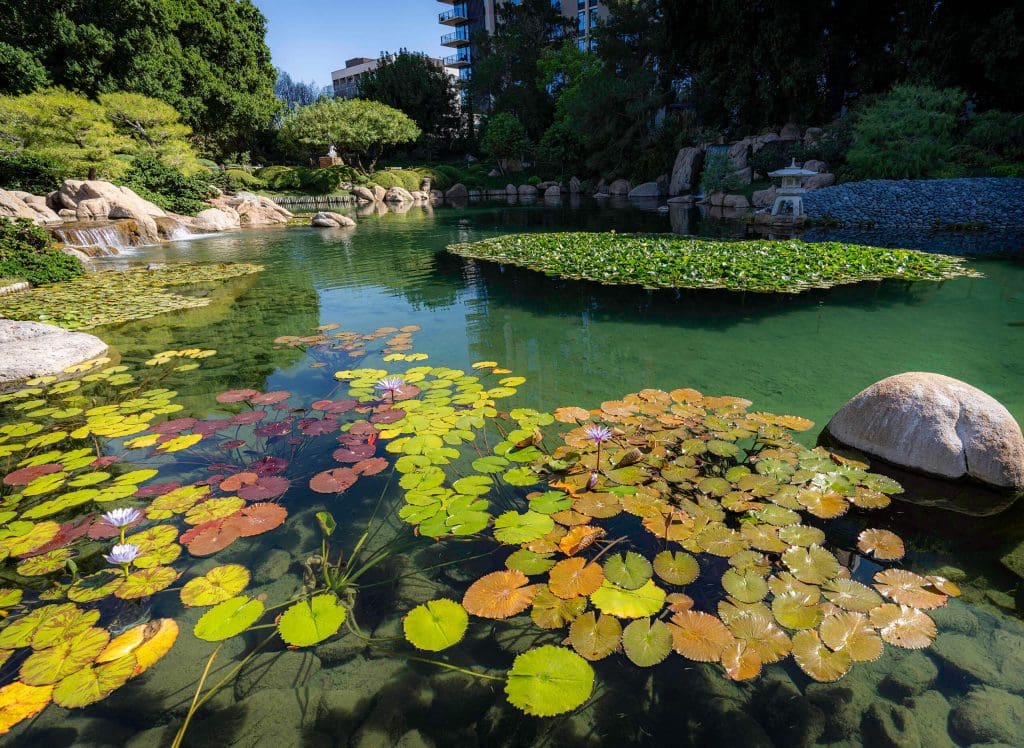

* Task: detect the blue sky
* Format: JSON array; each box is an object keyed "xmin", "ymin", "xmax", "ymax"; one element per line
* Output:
[{"xmin": 254, "ymin": 0, "xmax": 446, "ymax": 85}]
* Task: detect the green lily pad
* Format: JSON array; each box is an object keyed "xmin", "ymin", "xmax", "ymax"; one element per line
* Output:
[
  {"xmin": 194, "ymin": 596, "xmax": 265, "ymax": 641},
  {"xmin": 622, "ymin": 618, "xmax": 673, "ymax": 667},
  {"xmin": 602, "ymin": 551, "xmax": 653, "ymax": 591},
  {"xmin": 493, "ymin": 511, "xmax": 554, "ymax": 545},
  {"xmin": 590, "ymin": 579, "xmax": 666, "ymax": 618},
  {"xmin": 652, "ymin": 551, "xmax": 700, "ymax": 585},
  {"xmin": 277, "ymin": 594, "xmax": 346, "ymax": 647},
  {"xmin": 403, "ymin": 598, "xmax": 468, "ymax": 652},
  {"xmin": 505, "ymin": 645, "xmax": 594, "ymax": 717},
  {"xmin": 505, "ymin": 549, "xmax": 556, "ymax": 576}
]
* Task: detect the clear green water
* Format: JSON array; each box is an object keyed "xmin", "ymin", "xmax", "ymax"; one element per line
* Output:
[{"xmin": 15, "ymin": 203, "xmax": 1024, "ymax": 747}]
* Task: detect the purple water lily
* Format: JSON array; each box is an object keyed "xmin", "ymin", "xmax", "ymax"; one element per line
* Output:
[
  {"xmin": 104, "ymin": 543, "xmax": 141, "ymax": 578},
  {"xmin": 375, "ymin": 377, "xmax": 404, "ymax": 404},
  {"xmin": 101, "ymin": 507, "xmax": 142, "ymax": 543},
  {"xmin": 583, "ymin": 424, "xmax": 614, "ymax": 484}
]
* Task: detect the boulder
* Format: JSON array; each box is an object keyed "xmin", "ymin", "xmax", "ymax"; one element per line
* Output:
[
  {"xmin": 804, "ymin": 172, "xmax": 836, "ymax": 190},
  {"xmin": 950, "ymin": 686, "xmax": 1024, "ymax": 745},
  {"xmin": 804, "ymin": 126, "xmax": 824, "ymax": 144},
  {"xmin": 372, "ymin": 185, "xmax": 386, "ymax": 202},
  {"xmin": 627, "ymin": 182, "xmax": 661, "ymax": 199},
  {"xmin": 734, "ymin": 166, "xmax": 754, "ymax": 184},
  {"xmin": 58, "ymin": 208, "xmax": 77, "ymax": 219},
  {"xmin": 780, "ymin": 122, "xmax": 802, "ymax": 139},
  {"xmin": 430, "ymin": 189, "xmax": 443, "ymax": 200},
  {"xmin": 409, "ymin": 190, "xmax": 428, "ymax": 200},
  {"xmin": 822, "ymin": 373, "xmax": 1024, "ymax": 514},
  {"xmin": 704, "ymin": 190, "xmax": 726, "ymax": 207},
  {"xmin": 722, "ymin": 194, "xmax": 751, "ymax": 209},
  {"xmin": 537, "ymin": 181, "xmax": 557, "ymax": 191},
  {"xmin": 352, "ymin": 185, "xmax": 375, "ymax": 203},
  {"xmin": 728, "ymin": 138, "xmax": 753, "ymax": 170},
  {"xmin": 543, "ymin": 185, "xmax": 561, "ymax": 200},
  {"xmin": 311, "ymin": 211, "xmax": 356, "ymax": 228},
  {"xmin": 517, "ymin": 184, "xmax": 538, "ymax": 197},
  {"xmin": 608, "ymin": 178, "xmax": 631, "ymax": 196},
  {"xmin": 193, "ymin": 207, "xmax": 239, "ymax": 232},
  {"xmin": 445, "ymin": 183, "xmax": 469, "ymax": 199},
  {"xmin": 212, "ymin": 193, "xmax": 292, "ymax": 226},
  {"xmin": 569, "ymin": 176, "xmax": 582, "ymax": 194},
  {"xmin": 667, "ymin": 195, "xmax": 694, "ymax": 204},
  {"xmin": 752, "ymin": 186, "xmax": 776, "ymax": 208},
  {"xmin": 0, "ymin": 320, "xmax": 107, "ymax": 391},
  {"xmin": 803, "ymin": 159, "xmax": 828, "ymax": 173},
  {"xmin": 0, "ymin": 189, "xmax": 41, "ymax": 222},
  {"xmin": 58, "ymin": 179, "xmax": 166, "ymax": 241},
  {"xmin": 384, "ymin": 186, "xmax": 414, "ymax": 203},
  {"xmin": 505, "ymin": 183, "xmax": 517, "ymax": 196},
  {"xmin": 76, "ymin": 197, "xmax": 110, "ymax": 221},
  {"xmin": 752, "ymin": 133, "xmax": 780, "ymax": 153},
  {"xmin": 669, "ymin": 147, "xmax": 704, "ymax": 195},
  {"xmin": 23, "ymin": 195, "xmax": 61, "ymax": 223},
  {"xmin": 594, "ymin": 179, "xmax": 608, "ymax": 195}
]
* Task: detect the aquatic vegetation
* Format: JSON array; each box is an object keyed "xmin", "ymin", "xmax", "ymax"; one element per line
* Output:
[
  {"xmin": 447, "ymin": 232, "xmax": 980, "ymax": 293},
  {"xmin": 0, "ymin": 262, "xmax": 264, "ymax": 330}
]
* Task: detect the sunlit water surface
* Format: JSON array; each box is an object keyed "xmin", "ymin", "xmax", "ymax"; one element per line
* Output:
[{"xmin": 14, "ymin": 202, "xmax": 1024, "ymax": 747}]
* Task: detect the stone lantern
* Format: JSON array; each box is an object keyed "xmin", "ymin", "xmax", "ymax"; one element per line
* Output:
[{"xmin": 768, "ymin": 159, "xmax": 818, "ymax": 217}]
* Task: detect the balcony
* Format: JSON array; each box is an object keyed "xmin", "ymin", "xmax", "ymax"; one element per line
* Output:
[
  {"xmin": 441, "ymin": 28, "xmax": 471, "ymax": 47},
  {"xmin": 443, "ymin": 50, "xmax": 471, "ymax": 68},
  {"xmin": 439, "ymin": 5, "xmax": 468, "ymax": 25}
]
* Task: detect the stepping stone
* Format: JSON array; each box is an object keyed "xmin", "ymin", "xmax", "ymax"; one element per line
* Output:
[{"xmin": 0, "ymin": 319, "xmax": 108, "ymax": 391}]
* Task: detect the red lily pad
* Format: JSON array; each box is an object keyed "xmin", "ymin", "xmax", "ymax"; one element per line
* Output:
[
  {"xmin": 230, "ymin": 411, "xmax": 267, "ymax": 425},
  {"xmin": 332, "ymin": 444, "xmax": 376, "ymax": 463},
  {"xmin": 220, "ymin": 440, "xmax": 246, "ymax": 450},
  {"xmin": 313, "ymin": 399, "xmax": 357, "ymax": 414},
  {"xmin": 298, "ymin": 418, "xmax": 337, "ymax": 436},
  {"xmin": 87, "ymin": 515, "xmax": 143, "ymax": 540},
  {"xmin": 370, "ymin": 408, "xmax": 405, "ymax": 424},
  {"xmin": 193, "ymin": 419, "xmax": 232, "ymax": 436},
  {"xmin": 248, "ymin": 456, "xmax": 289, "ymax": 476},
  {"xmin": 347, "ymin": 421, "xmax": 377, "ymax": 436},
  {"xmin": 237, "ymin": 476, "xmax": 289, "ymax": 501},
  {"xmin": 33, "ymin": 515, "xmax": 94, "ymax": 552},
  {"xmin": 89, "ymin": 456, "xmax": 121, "ymax": 468},
  {"xmin": 250, "ymin": 391, "xmax": 291, "ymax": 405},
  {"xmin": 220, "ymin": 472, "xmax": 258, "ymax": 492},
  {"xmin": 216, "ymin": 389, "xmax": 259, "ymax": 403},
  {"xmin": 149, "ymin": 417, "xmax": 198, "ymax": 435},
  {"xmin": 135, "ymin": 481, "xmax": 180, "ymax": 498},
  {"xmin": 182, "ymin": 519, "xmax": 240, "ymax": 557},
  {"xmin": 353, "ymin": 457, "xmax": 388, "ymax": 476},
  {"xmin": 3, "ymin": 463, "xmax": 63, "ymax": 487},
  {"xmin": 222, "ymin": 503, "xmax": 287, "ymax": 537},
  {"xmin": 254, "ymin": 420, "xmax": 293, "ymax": 437},
  {"xmin": 309, "ymin": 468, "xmax": 358, "ymax": 494}
]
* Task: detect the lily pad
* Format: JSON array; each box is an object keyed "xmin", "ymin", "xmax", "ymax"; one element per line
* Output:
[
  {"xmin": 403, "ymin": 598, "xmax": 468, "ymax": 652},
  {"xmin": 622, "ymin": 618, "xmax": 673, "ymax": 667},
  {"xmin": 505, "ymin": 645, "xmax": 594, "ymax": 717},
  {"xmin": 194, "ymin": 596, "xmax": 265, "ymax": 641},
  {"xmin": 277, "ymin": 594, "xmax": 347, "ymax": 647},
  {"xmin": 180, "ymin": 565, "xmax": 251, "ymax": 607}
]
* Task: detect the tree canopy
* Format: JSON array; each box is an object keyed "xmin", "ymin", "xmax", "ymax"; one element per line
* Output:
[
  {"xmin": 0, "ymin": 0, "xmax": 280, "ymax": 158},
  {"xmin": 277, "ymin": 99, "xmax": 421, "ymax": 171},
  {"xmin": 359, "ymin": 51, "xmax": 460, "ymax": 143}
]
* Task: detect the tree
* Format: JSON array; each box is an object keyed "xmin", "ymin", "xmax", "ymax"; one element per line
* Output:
[
  {"xmin": 275, "ymin": 69, "xmax": 323, "ymax": 110},
  {"xmin": 845, "ymin": 84, "xmax": 966, "ymax": 180},
  {"xmin": 0, "ymin": 88, "xmax": 129, "ymax": 179},
  {"xmin": 480, "ymin": 113, "xmax": 530, "ymax": 173},
  {"xmin": 99, "ymin": 92, "xmax": 197, "ymax": 171},
  {"xmin": 278, "ymin": 99, "xmax": 420, "ymax": 172},
  {"xmin": 358, "ymin": 50, "xmax": 460, "ymax": 143},
  {"xmin": 469, "ymin": 0, "xmax": 572, "ymax": 140},
  {"xmin": 0, "ymin": 42, "xmax": 49, "ymax": 95},
  {"xmin": 0, "ymin": 0, "xmax": 280, "ymax": 158}
]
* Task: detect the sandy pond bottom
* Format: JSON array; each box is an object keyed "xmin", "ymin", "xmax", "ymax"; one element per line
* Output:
[{"xmin": 10, "ymin": 202, "xmax": 1024, "ymax": 747}]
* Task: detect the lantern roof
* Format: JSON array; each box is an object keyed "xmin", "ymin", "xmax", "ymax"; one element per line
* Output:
[{"xmin": 769, "ymin": 159, "xmax": 818, "ymax": 178}]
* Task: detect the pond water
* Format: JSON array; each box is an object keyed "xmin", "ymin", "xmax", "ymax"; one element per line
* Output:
[{"xmin": 10, "ymin": 202, "xmax": 1024, "ymax": 747}]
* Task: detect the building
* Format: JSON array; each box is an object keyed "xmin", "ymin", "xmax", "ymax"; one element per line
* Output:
[
  {"xmin": 330, "ymin": 54, "xmax": 456, "ymax": 99},
  {"xmin": 437, "ymin": 0, "xmax": 606, "ymax": 84}
]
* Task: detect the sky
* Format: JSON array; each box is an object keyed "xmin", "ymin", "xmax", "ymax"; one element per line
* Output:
[{"xmin": 254, "ymin": 0, "xmax": 447, "ymax": 86}]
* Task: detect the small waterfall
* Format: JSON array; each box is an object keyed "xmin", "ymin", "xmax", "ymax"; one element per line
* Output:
[
  {"xmin": 155, "ymin": 216, "xmax": 194, "ymax": 241},
  {"xmin": 52, "ymin": 223, "xmax": 138, "ymax": 255}
]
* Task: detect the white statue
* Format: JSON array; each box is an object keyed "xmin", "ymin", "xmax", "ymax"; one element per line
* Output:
[{"xmin": 327, "ymin": 144, "xmax": 337, "ymax": 158}]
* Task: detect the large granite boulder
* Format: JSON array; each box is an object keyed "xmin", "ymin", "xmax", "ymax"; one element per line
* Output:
[
  {"xmin": 822, "ymin": 373, "xmax": 1024, "ymax": 514},
  {"xmin": 23, "ymin": 195, "xmax": 61, "ymax": 223},
  {"xmin": 517, "ymin": 184, "xmax": 538, "ymax": 198},
  {"xmin": 803, "ymin": 172, "xmax": 836, "ymax": 190},
  {"xmin": 0, "ymin": 189, "xmax": 41, "ymax": 222},
  {"xmin": 543, "ymin": 185, "xmax": 561, "ymax": 200},
  {"xmin": 669, "ymin": 147, "xmax": 704, "ymax": 195},
  {"xmin": 752, "ymin": 186, "xmax": 776, "ymax": 208},
  {"xmin": 803, "ymin": 159, "xmax": 828, "ymax": 173},
  {"xmin": 445, "ymin": 183, "xmax": 469, "ymax": 199},
  {"xmin": 384, "ymin": 186, "xmax": 413, "ymax": 203},
  {"xmin": 352, "ymin": 185, "xmax": 375, "ymax": 203},
  {"xmin": 211, "ymin": 193, "xmax": 292, "ymax": 226},
  {"xmin": 372, "ymin": 185, "xmax": 386, "ymax": 202},
  {"xmin": 627, "ymin": 182, "xmax": 661, "ymax": 199},
  {"xmin": 722, "ymin": 194, "xmax": 750, "ymax": 209},
  {"xmin": 0, "ymin": 320, "xmax": 108, "ymax": 391},
  {"xmin": 193, "ymin": 207, "xmax": 239, "ymax": 232},
  {"xmin": 311, "ymin": 211, "xmax": 355, "ymax": 228},
  {"xmin": 57, "ymin": 180, "xmax": 166, "ymax": 241},
  {"xmin": 76, "ymin": 197, "xmax": 110, "ymax": 221},
  {"xmin": 569, "ymin": 176, "xmax": 582, "ymax": 194},
  {"xmin": 780, "ymin": 122, "xmax": 802, "ymax": 140},
  {"xmin": 608, "ymin": 178, "xmax": 631, "ymax": 196}
]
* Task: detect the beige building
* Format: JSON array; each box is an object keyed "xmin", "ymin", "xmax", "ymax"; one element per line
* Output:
[{"xmin": 331, "ymin": 54, "xmax": 456, "ymax": 99}]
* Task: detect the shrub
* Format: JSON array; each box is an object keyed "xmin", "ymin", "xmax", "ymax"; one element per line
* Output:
[
  {"xmin": 846, "ymin": 84, "xmax": 965, "ymax": 180},
  {"xmin": 700, "ymin": 150, "xmax": 741, "ymax": 194},
  {"xmin": 0, "ymin": 218, "xmax": 83, "ymax": 285},
  {"xmin": 480, "ymin": 113, "xmax": 530, "ymax": 170},
  {"xmin": 0, "ymin": 152, "xmax": 71, "ymax": 194},
  {"xmin": 121, "ymin": 154, "xmax": 214, "ymax": 215},
  {"xmin": 370, "ymin": 169, "xmax": 422, "ymax": 192},
  {"xmin": 196, "ymin": 158, "xmax": 220, "ymax": 171},
  {"xmin": 964, "ymin": 110, "xmax": 1024, "ymax": 168},
  {"xmin": 213, "ymin": 169, "xmax": 267, "ymax": 193}
]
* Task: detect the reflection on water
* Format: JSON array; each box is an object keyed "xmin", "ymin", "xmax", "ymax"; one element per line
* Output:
[{"xmin": 17, "ymin": 203, "xmax": 1024, "ymax": 747}]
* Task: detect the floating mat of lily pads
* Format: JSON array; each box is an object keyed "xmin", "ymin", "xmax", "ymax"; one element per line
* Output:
[
  {"xmin": 447, "ymin": 233, "xmax": 980, "ymax": 293},
  {"xmin": 0, "ymin": 263, "xmax": 264, "ymax": 330}
]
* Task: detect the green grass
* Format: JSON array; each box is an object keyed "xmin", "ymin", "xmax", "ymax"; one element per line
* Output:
[{"xmin": 446, "ymin": 232, "xmax": 980, "ymax": 294}]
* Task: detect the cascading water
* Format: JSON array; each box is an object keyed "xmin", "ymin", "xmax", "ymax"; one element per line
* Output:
[{"xmin": 51, "ymin": 223, "xmax": 137, "ymax": 255}]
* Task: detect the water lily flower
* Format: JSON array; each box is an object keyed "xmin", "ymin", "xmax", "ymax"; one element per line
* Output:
[
  {"xmin": 374, "ymin": 377, "xmax": 404, "ymax": 403},
  {"xmin": 583, "ymin": 425, "xmax": 613, "ymax": 444},
  {"xmin": 101, "ymin": 507, "xmax": 142, "ymax": 528},
  {"xmin": 104, "ymin": 543, "xmax": 141, "ymax": 566}
]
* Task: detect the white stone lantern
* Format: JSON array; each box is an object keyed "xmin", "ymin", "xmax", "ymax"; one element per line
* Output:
[{"xmin": 768, "ymin": 159, "xmax": 818, "ymax": 217}]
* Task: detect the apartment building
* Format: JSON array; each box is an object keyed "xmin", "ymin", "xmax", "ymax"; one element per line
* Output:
[
  {"xmin": 437, "ymin": 0, "xmax": 606, "ymax": 83},
  {"xmin": 331, "ymin": 54, "xmax": 457, "ymax": 99}
]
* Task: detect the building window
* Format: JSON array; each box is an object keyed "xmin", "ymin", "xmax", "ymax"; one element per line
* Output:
[{"xmin": 578, "ymin": 11, "xmax": 585, "ymax": 32}]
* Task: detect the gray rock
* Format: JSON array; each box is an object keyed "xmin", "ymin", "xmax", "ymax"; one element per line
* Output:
[
  {"xmin": 804, "ymin": 172, "xmax": 836, "ymax": 189},
  {"xmin": 0, "ymin": 320, "xmax": 107, "ymax": 391},
  {"xmin": 372, "ymin": 185, "xmax": 386, "ymax": 202},
  {"xmin": 930, "ymin": 632, "xmax": 1002, "ymax": 685},
  {"xmin": 234, "ymin": 650, "xmax": 323, "ymax": 700},
  {"xmin": 352, "ymin": 185, "xmax": 376, "ymax": 202},
  {"xmin": 445, "ymin": 183, "xmax": 469, "ymax": 199},
  {"xmin": 76, "ymin": 197, "xmax": 110, "ymax": 221},
  {"xmin": 752, "ymin": 186, "xmax": 776, "ymax": 208},
  {"xmin": 722, "ymin": 194, "xmax": 750, "ymax": 209},
  {"xmin": 780, "ymin": 122, "xmax": 802, "ymax": 139},
  {"xmin": 193, "ymin": 207, "xmax": 239, "ymax": 231},
  {"xmin": 608, "ymin": 178, "xmax": 630, "ymax": 195},
  {"xmin": 505, "ymin": 183, "xmax": 517, "ymax": 196},
  {"xmin": 543, "ymin": 184, "xmax": 561, "ymax": 200},
  {"xmin": 517, "ymin": 184, "xmax": 538, "ymax": 197},
  {"xmin": 734, "ymin": 166, "xmax": 754, "ymax": 184},
  {"xmin": 569, "ymin": 176, "xmax": 582, "ymax": 194},
  {"xmin": 950, "ymin": 686, "xmax": 1024, "ymax": 745},
  {"xmin": 0, "ymin": 188, "xmax": 41, "ymax": 222},
  {"xmin": 823, "ymin": 372, "xmax": 1024, "ymax": 512},
  {"xmin": 627, "ymin": 181, "xmax": 661, "ymax": 199},
  {"xmin": 384, "ymin": 186, "xmax": 414, "ymax": 203},
  {"xmin": 804, "ymin": 127, "xmax": 824, "ymax": 143},
  {"xmin": 861, "ymin": 702, "xmax": 921, "ymax": 748},
  {"xmin": 253, "ymin": 548, "xmax": 292, "ymax": 584},
  {"xmin": 803, "ymin": 159, "xmax": 828, "ymax": 173},
  {"xmin": 904, "ymin": 691, "xmax": 957, "ymax": 748},
  {"xmin": 310, "ymin": 211, "xmax": 355, "ymax": 228},
  {"xmin": 879, "ymin": 650, "xmax": 939, "ymax": 697}
]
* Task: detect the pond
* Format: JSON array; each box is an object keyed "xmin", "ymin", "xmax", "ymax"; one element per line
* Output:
[{"xmin": 8, "ymin": 202, "xmax": 1024, "ymax": 746}]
